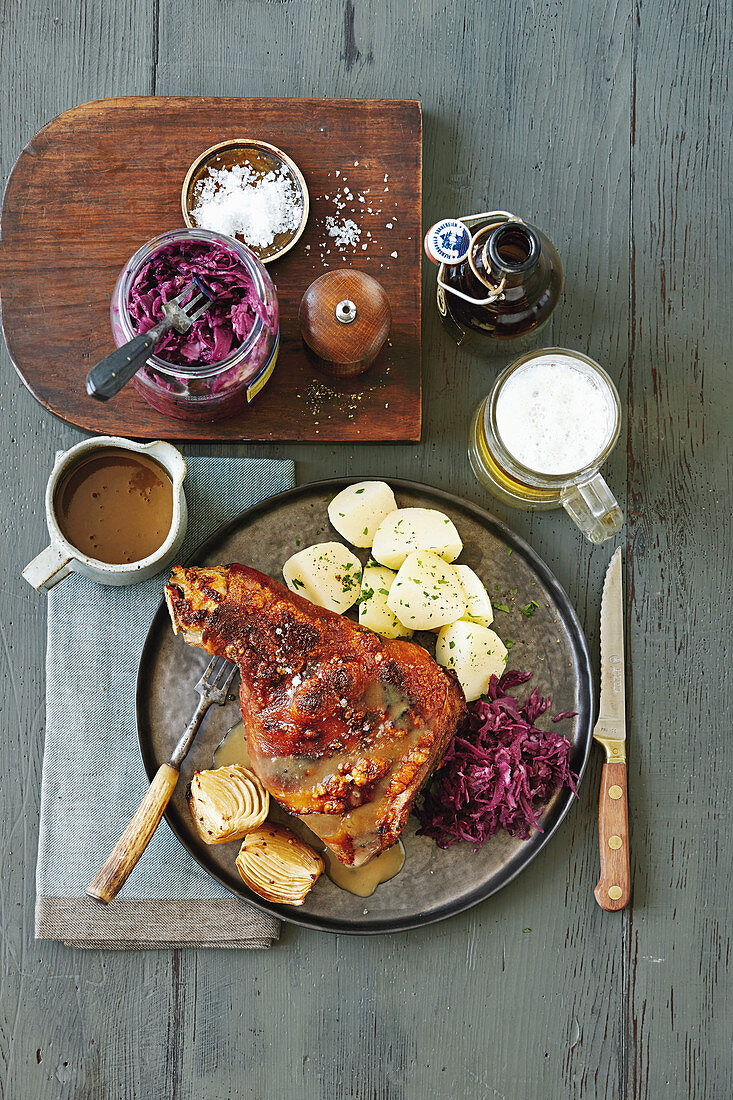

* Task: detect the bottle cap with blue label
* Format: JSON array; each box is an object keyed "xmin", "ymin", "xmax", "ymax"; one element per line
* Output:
[{"xmin": 424, "ymin": 219, "xmax": 472, "ymax": 266}]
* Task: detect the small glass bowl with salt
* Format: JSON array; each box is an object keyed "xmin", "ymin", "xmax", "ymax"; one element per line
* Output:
[{"xmin": 182, "ymin": 139, "xmax": 309, "ymax": 263}]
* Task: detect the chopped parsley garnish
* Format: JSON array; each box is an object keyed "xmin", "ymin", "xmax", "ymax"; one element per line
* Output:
[
  {"xmin": 520, "ymin": 601, "xmax": 539, "ymax": 617},
  {"xmin": 494, "ymin": 604, "xmax": 511, "ymax": 613},
  {"xmin": 291, "ymin": 577, "xmax": 305, "ymax": 590},
  {"xmin": 355, "ymin": 488, "xmax": 365, "ymax": 494},
  {"xmin": 358, "ymin": 586, "xmax": 374, "ymax": 607}
]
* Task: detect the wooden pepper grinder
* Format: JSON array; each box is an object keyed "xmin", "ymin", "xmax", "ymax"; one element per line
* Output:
[{"xmin": 298, "ymin": 270, "xmax": 391, "ymax": 379}]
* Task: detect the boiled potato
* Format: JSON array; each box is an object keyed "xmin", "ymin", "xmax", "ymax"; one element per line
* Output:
[
  {"xmin": 455, "ymin": 565, "xmax": 494, "ymax": 628},
  {"xmin": 327, "ymin": 482, "xmax": 397, "ymax": 548},
  {"xmin": 387, "ymin": 550, "xmax": 466, "ymax": 631},
  {"xmin": 435, "ymin": 621, "xmax": 508, "ymax": 702},
  {"xmin": 371, "ymin": 508, "xmax": 463, "ymax": 569},
  {"xmin": 358, "ymin": 563, "xmax": 413, "ymax": 639},
  {"xmin": 283, "ymin": 542, "xmax": 362, "ymax": 613}
]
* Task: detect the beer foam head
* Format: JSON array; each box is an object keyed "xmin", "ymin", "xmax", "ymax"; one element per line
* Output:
[{"xmin": 494, "ymin": 353, "xmax": 617, "ymax": 476}]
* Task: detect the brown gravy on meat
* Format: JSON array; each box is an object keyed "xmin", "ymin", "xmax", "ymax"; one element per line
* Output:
[{"xmin": 214, "ymin": 722, "xmax": 406, "ymax": 896}]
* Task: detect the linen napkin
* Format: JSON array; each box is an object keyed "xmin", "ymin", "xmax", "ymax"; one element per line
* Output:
[{"xmin": 35, "ymin": 455, "xmax": 294, "ymax": 949}]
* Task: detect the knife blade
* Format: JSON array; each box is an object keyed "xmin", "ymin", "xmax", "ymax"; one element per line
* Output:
[{"xmin": 593, "ymin": 548, "xmax": 631, "ymax": 911}]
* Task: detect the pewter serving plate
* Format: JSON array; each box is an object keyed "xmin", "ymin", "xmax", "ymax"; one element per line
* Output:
[{"xmin": 137, "ymin": 479, "xmax": 593, "ymax": 934}]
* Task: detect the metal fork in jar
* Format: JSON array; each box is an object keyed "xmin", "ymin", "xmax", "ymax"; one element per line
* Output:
[
  {"xmin": 86, "ymin": 656, "xmax": 238, "ymax": 904},
  {"xmin": 85, "ymin": 275, "xmax": 216, "ymax": 401}
]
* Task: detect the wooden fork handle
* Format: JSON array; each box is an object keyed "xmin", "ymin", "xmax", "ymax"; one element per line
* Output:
[
  {"xmin": 86, "ymin": 764, "xmax": 179, "ymax": 904},
  {"xmin": 594, "ymin": 759, "xmax": 631, "ymax": 911}
]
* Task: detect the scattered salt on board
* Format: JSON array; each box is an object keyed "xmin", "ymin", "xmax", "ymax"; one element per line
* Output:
[
  {"xmin": 325, "ymin": 215, "xmax": 361, "ymax": 248},
  {"xmin": 189, "ymin": 163, "xmax": 303, "ymax": 249}
]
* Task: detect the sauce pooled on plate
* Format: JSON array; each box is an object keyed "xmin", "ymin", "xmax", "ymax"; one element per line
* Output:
[{"xmin": 215, "ymin": 722, "xmax": 406, "ymax": 897}]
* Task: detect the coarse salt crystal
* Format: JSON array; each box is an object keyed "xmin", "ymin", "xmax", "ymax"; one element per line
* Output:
[
  {"xmin": 190, "ymin": 162, "xmax": 303, "ymax": 249},
  {"xmin": 325, "ymin": 215, "xmax": 361, "ymax": 248}
]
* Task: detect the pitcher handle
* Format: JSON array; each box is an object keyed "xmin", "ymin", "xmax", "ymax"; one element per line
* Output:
[
  {"xmin": 22, "ymin": 541, "xmax": 75, "ymax": 590},
  {"xmin": 561, "ymin": 474, "xmax": 624, "ymax": 544}
]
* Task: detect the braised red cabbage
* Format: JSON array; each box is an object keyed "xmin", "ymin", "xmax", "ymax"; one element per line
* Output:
[
  {"xmin": 416, "ymin": 670, "xmax": 578, "ymax": 847},
  {"xmin": 127, "ymin": 239, "xmax": 268, "ymax": 367}
]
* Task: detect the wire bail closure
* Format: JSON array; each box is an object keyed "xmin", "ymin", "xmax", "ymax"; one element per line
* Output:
[{"xmin": 435, "ymin": 210, "xmax": 524, "ymax": 307}]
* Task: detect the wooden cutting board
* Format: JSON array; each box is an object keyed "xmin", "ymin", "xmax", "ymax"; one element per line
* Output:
[{"xmin": 0, "ymin": 96, "xmax": 422, "ymax": 441}]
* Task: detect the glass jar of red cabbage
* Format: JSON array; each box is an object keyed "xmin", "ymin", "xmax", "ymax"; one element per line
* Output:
[{"xmin": 110, "ymin": 228, "xmax": 279, "ymax": 421}]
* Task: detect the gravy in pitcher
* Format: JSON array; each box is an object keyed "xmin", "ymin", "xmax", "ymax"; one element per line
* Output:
[{"xmin": 54, "ymin": 448, "xmax": 173, "ymax": 565}]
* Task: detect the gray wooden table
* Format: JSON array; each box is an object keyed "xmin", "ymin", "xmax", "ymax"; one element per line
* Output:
[{"xmin": 1, "ymin": 2, "xmax": 730, "ymax": 1098}]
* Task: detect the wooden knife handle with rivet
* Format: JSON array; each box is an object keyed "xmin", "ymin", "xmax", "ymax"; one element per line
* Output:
[{"xmin": 594, "ymin": 757, "xmax": 630, "ymax": 910}]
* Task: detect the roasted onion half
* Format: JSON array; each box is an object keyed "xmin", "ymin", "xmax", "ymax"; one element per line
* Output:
[
  {"xmin": 188, "ymin": 764, "xmax": 269, "ymax": 844},
  {"xmin": 236, "ymin": 825, "xmax": 325, "ymax": 906}
]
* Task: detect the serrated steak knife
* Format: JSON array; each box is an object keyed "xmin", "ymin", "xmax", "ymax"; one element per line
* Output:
[{"xmin": 593, "ymin": 548, "xmax": 631, "ymax": 910}]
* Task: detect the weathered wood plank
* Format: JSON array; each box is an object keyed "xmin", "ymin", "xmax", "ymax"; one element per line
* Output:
[
  {"xmin": 0, "ymin": 0, "xmax": 729, "ymax": 1098},
  {"xmin": 0, "ymin": 4, "xmax": 164, "ymax": 1100},
  {"xmin": 626, "ymin": 0, "xmax": 732, "ymax": 1096},
  {"xmin": 147, "ymin": 1, "xmax": 633, "ymax": 1099}
]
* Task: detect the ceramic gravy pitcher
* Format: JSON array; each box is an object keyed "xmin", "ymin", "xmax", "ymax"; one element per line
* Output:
[{"xmin": 22, "ymin": 436, "xmax": 187, "ymax": 590}]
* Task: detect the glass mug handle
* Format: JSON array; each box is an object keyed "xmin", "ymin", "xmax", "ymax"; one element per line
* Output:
[{"xmin": 561, "ymin": 473, "xmax": 624, "ymax": 544}]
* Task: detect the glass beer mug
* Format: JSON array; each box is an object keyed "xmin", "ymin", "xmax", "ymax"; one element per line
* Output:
[{"xmin": 468, "ymin": 348, "xmax": 624, "ymax": 543}]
